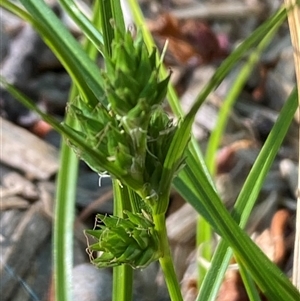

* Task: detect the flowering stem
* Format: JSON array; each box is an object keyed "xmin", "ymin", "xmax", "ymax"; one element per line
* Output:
[
  {"xmin": 153, "ymin": 213, "xmax": 183, "ymax": 301},
  {"xmin": 112, "ymin": 265, "xmax": 133, "ymax": 301},
  {"xmin": 112, "ymin": 181, "xmax": 134, "ymax": 301}
]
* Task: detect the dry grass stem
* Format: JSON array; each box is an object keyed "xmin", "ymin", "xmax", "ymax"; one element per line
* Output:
[{"xmin": 284, "ymin": 0, "xmax": 300, "ymax": 289}]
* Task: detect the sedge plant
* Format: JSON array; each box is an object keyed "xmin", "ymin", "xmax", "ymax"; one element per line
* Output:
[{"xmin": 1, "ymin": 0, "xmax": 300, "ymax": 301}]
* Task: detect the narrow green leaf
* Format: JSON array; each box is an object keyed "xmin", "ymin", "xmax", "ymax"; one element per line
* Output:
[
  {"xmin": 52, "ymin": 4, "xmax": 104, "ymax": 300},
  {"xmin": 156, "ymin": 116, "xmax": 193, "ymax": 214},
  {"xmin": 205, "ymin": 17, "xmax": 282, "ymax": 175},
  {"xmin": 197, "ymin": 13, "xmax": 283, "ymax": 289},
  {"xmin": 173, "ymin": 172, "xmax": 218, "ymax": 230},
  {"xmin": 1, "ymin": 1, "xmax": 33, "ymax": 22},
  {"xmin": 58, "ymin": 0, "xmax": 104, "ymax": 54},
  {"xmin": 110, "ymin": 0, "xmax": 126, "ymax": 33},
  {"xmin": 179, "ymin": 90, "xmax": 299, "ymax": 301},
  {"xmin": 53, "ymin": 118, "xmax": 78, "ymax": 301},
  {"xmin": 234, "ymin": 89, "xmax": 298, "ymax": 226},
  {"xmin": 99, "ymin": 0, "xmax": 114, "ymax": 57},
  {"xmin": 238, "ymin": 260, "xmax": 262, "ymax": 301},
  {"xmin": 180, "ymin": 157, "xmax": 300, "ymax": 300},
  {"xmin": 197, "ymin": 89, "xmax": 298, "ymax": 300}
]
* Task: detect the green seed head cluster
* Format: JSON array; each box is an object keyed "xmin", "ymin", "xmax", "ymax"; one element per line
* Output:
[
  {"xmin": 105, "ymin": 31, "xmax": 170, "ymax": 120},
  {"xmin": 68, "ymin": 30, "xmax": 176, "ymax": 204},
  {"xmin": 66, "ymin": 29, "xmax": 186, "ymax": 270},
  {"xmin": 86, "ymin": 211, "xmax": 161, "ymax": 268}
]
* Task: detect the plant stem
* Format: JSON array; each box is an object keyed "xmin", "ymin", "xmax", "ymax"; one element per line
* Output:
[
  {"xmin": 54, "ymin": 87, "xmax": 79, "ymax": 301},
  {"xmin": 112, "ymin": 182, "xmax": 134, "ymax": 301},
  {"xmin": 153, "ymin": 213, "xmax": 183, "ymax": 301},
  {"xmin": 196, "ymin": 216, "xmax": 212, "ymax": 285},
  {"xmin": 112, "ymin": 265, "xmax": 133, "ymax": 301},
  {"xmin": 283, "ymin": 0, "xmax": 300, "ymax": 289}
]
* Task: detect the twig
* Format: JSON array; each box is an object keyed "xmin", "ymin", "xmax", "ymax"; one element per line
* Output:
[
  {"xmin": 77, "ymin": 189, "xmax": 113, "ymax": 222},
  {"xmin": 171, "ymin": 3, "xmax": 265, "ymax": 20}
]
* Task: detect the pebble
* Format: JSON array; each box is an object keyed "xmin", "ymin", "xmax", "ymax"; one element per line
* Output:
[
  {"xmin": 72, "ymin": 263, "xmax": 112, "ymax": 301},
  {"xmin": 279, "ymin": 159, "xmax": 298, "ymax": 199},
  {"xmin": 72, "ymin": 263, "xmax": 170, "ymax": 301}
]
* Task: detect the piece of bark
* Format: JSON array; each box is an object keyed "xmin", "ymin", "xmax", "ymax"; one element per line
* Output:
[
  {"xmin": 0, "ymin": 117, "xmax": 59, "ymax": 180},
  {"xmin": 166, "ymin": 203, "xmax": 197, "ymax": 280},
  {"xmin": 0, "ymin": 201, "xmax": 52, "ymax": 300},
  {"xmin": 2, "ymin": 172, "xmax": 39, "ymax": 201},
  {"xmin": 166, "ymin": 203, "xmax": 197, "ymax": 244},
  {"xmin": 149, "ymin": 13, "xmax": 225, "ymax": 65},
  {"xmin": 0, "ymin": 196, "xmax": 29, "ymax": 211}
]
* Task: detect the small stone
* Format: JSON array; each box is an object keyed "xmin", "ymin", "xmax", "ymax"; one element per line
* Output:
[
  {"xmin": 72, "ymin": 263, "xmax": 112, "ymax": 301},
  {"xmin": 279, "ymin": 159, "xmax": 298, "ymax": 199}
]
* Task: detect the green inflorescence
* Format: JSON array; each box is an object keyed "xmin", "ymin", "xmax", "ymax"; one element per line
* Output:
[
  {"xmin": 66, "ymin": 29, "xmax": 179, "ymax": 203},
  {"xmin": 67, "ymin": 28, "xmax": 186, "ymax": 269},
  {"xmin": 86, "ymin": 211, "xmax": 162, "ymax": 269}
]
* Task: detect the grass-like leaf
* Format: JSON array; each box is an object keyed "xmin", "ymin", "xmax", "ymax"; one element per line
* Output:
[
  {"xmin": 238, "ymin": 260, "xmax": 262, "ymax": 301},
  {"xmin": 99, "ymin": 0, "xmax": 114, "ymax": 57},
  {"xmin": 156, "ymin": 117, "xmax": 193, "ymax": 214},
  {"xmin": 110, "ymin": 0, "xmax": 126, "ymax": 34},
  {"xmin": 205, "ymin": 17, "xmax": 282, "ymax": 175},
  {"xmin": 177, "ymin": 156, "xmax": 300, "ymax": 300},
  {"xmin": 177, "ymin": 89, "xmax": 299, "ymax": 301},
  {"xmin": 53, "ymin": 111, "xmax": 79, "ymax": 301},
  {"xmin": 196, "ymin": 12, "xmax": 284, "ymax": 292},
  {"xmin": 58, "ymin": 0, "xmax": 104, "ymax": 54}
]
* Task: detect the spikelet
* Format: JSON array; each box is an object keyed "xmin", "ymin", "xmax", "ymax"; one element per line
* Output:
[
  {"xmin": 66, "ymin": 29, "xmax": 176, "ymax": 203},
  {"xmin": 85, "ymin": 211, "xmax": 161, "ymax": 268}
]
